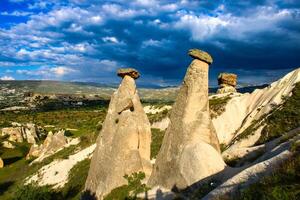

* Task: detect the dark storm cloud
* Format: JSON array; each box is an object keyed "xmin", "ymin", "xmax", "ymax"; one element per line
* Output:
[{"xmin": 0, "ymin": 0, "xmax": 299, "ymax": 86}]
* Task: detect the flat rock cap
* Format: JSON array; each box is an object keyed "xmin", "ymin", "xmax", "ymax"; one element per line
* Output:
[
  {"xmin": 188, "ymin": 49, "xmax": 213, "ymax": 65},
  {"xmin": 117, "ymin": 68, "xmax": 140, "ymax": 79},
  {"xmin": 218, "ymin": 73, "xmax": 237, "ymax": 87}
]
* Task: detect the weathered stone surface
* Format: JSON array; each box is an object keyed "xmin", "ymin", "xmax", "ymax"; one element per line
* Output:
[
  {"xmin": 26, "ymin": 144, "xmax": 41, "ymax": 160},
  {"xmin": 2, "ymin": 141, "xmax": 15, "ymax": 149},
  {"xmin": 218, "ymin": 73, "xmax": 237, "ymax": 87},
  {"xmin": 117, "ymin": 68, "xmax": 140, "ymax": 79},
  {"xmin": 217, "ymin": 85, "xmax": 237, "ymax": 94},
  {"xmin": 1, "ymin": 127, "xmax": 24, "ymax": 143},
  {"xmin": 148, "ymin": 56, "xmax": 225, "ymax": 189},
  {"xmin": 217, "ymin": 73, "xmax": 237, "ymax": 94},
  {"xmin": 28, "ymin": 130, "xmax": 68, "ymax": 162},
  {"xmin": 188, "ymin": 49, "xmax": 213, "ymax": 65},
  {"xmin": 84, "ymin": 75, "xmax": 152, "ymax": 199},
  {"xmin": 1, "ymin": 123, "xmax": 41, "ymax": 144},
  {"xmin": 0, "ymin": 157, "xmax": 3, "ymax": 168}
]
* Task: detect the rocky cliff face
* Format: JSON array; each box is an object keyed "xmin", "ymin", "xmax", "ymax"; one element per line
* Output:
[
  {"xmin": 217, "ymin": 73, "xmax": 237, "ymax": 94},
  {"xmin": 213, "ymin": 68, "xmax": 300, "ymax": 145},
  {"xmin": 148, "ymin": 49, "xmax": 225, "ymax": 189},
  {"xmin": 84, "ymin": 69, "xmax": 152, "ymax": 199}
]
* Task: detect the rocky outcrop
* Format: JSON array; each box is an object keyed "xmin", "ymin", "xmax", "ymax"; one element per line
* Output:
[
  {"xmin": 148, "ymin": 49, "xmax": 225, "ymax": 189},
  {"xmin": 117, "ymin": 68, "xmax": 140, "ymax": 79},
  {"xmin": 1, "ymin": 123, "xmax": 43, "ymax": 144},
  {"xmin": 84, "ymin": 68, "xmax": 152, "ymax": 199},
  {"xmin": 213, "ymin": 68, "xmax": 300, "ymax": 145},
  {"xmin": 27, "ymin": 130, "xmax": 68, "ymax": 162},
  {"xmin": 0, "ymin": 157, "xmax": 3, "ymax": 168},
  {"xmin": 217, "ymin": 73, "xmax": 237, "ymax": 94}
]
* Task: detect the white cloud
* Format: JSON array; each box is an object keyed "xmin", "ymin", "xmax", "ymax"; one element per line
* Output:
[
  {"xmin": 0, "ymin": 76, "xmax": 15, "ymax": 80},
  {"xmin": 17, "ymin": 66, "xmax": 77, "ymax": 78},
  {"xmin": 102, "ymin": 36, "xmax": 119, "ymax": 43},
  {"xmin": 50, "ymin": 66, "xmax": 77, "ymax": 76},
  {"xmin": 175, "ymin": 14, "xmax": 230, "ymax": 41},
  {"xmin": 1, "ymin": 11, "xmax": 33, "ymax": 16},
  {"xmin": 174, "ymin": 6, "xmax": 300, "ymax": 42}
]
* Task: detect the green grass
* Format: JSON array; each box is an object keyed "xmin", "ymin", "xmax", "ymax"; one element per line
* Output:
[
  {"xmin": 10, "ymin": 157, "xmax": 92, "ymax": 200},
  {"xmin": 256, "ymin": 82, "xmax": 300, "ymax": 144},
  {"xmin": 150, "ymin": 128, "xmax": 165, "ymax": 159},
  {"xmin": 0, "ymin": 107, "xmax": 106, "ymax": 138},
  {"xmin": 236, "ymin": 152, "xmax": 300, "ymax": 200},
  {"xmin": 0, "ymin": 105, "xmax": 102, "ymax": 199},
  {"xmin": 103, "ymin": 172, "xmax": 149, "ymax": 200},
  {"xmin": 147, "ymin": 109, "xmax": 169, "ymax": 124},
  {"xmin": 230, "ymin": 82, "xmax": 300, "ymax": 146},
  {"xmin": 209, "ymin": 95, "xmax": 232, "ymax": 119}
]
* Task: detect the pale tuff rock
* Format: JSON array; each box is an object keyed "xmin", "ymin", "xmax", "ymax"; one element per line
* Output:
[
  {"xmin": 27, "ymin": 130, "xmax": 68, "ymax": 162},
  {"xmin": 148, "ymin": 49, "xmax": 225, "ymax": 189},
  {"xmin": 84, "ymin": 69, "xmax": 152, "ymax": 199},
  {"xmin": 143, "ymin": 105, "xmax": 172, "ymax": 114},
  {"xmin": 217, "ymin": 73, "xmax": 237, "ymax": 94},
  {"xmin": 151, "ymin": 117, "xmax": 170, "ymax": 131},
  {"xmin": 1, "ymin": 123, "xmax": 42, "ymax": 144},
  {"xmin": 1, "ymin": 127, "xmax": 24, "ymax": 143},
  {"xmin": 0, "ymin": 157, "xmax": 3, "ymax": 168},
  {"xmin": 213, "ymin": 68, "xmax": 300, "ymax": 145},
  {"xmin": 2, "ymin": 141, "xmax": 15, "ymax": 149},
  {"xmin": 26, "ymin": 144, "xmax": 96, "ymax": 188}
]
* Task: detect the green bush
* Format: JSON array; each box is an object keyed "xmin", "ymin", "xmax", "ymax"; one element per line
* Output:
[
  {"xmin": 13, "ymin": 184, "xmax": 61, "ymax": 200},
  {"xmin": 104, "ymin": 172, "xmax": 150, "ymax": 200}
]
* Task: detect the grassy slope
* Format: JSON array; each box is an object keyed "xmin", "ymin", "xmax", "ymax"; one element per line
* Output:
[
  {"xmin": 230, "ymin": 82, "xmax": 300, "ymax": 146},
  {"xmin": 237, "ymin": 150, "xmax": 300, "ymax": 200}
]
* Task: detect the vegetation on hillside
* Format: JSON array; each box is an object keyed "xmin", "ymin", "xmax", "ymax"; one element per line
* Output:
[
  {"xmin": 103, "ymin": 172, "xmax": 149, "ymax": 200},
  {"xmin": 229, "ymin": 82, "xmax": 300, "ymax": 146},
  {"xmin": 151, "ymin": 128, "xmax": 165, "ymax": 159},
  {"xmin": 147, "ymin": 109, "xmax": 169, "ymax": 124},
  {"xmin": 256, "ymin": 82, "xmax": 300, "ymax": 144},
  {"xmin": 236, "ymin": 150, "xmax": 300, "ymax": 200},
  {"xmin": 209, "ymin": 95, "xmax": 232, "ymax": 119}
]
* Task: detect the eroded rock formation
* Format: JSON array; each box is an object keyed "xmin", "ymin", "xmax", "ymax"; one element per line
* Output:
[
  {"xmin": 84, "ymin": 68, "xmax": 152, "ymax": 199},
  {"xmin": 26, "ymin": 130, "xmax": 68, "ymax": 162},
  {"xmin": 217, "ymin": 73, "xmax": 237, "ymax": 94},
  {"xmin": 148, "ymin": 49, "xmax": 226, "ymax": 189},
  {"xmin": 1, "ymin": 123, "xmax": 43, "ymax": 144}
]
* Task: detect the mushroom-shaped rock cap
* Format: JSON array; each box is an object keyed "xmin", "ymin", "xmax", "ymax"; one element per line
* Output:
[
  {"xmin": 117, "ymin": 68, "xmax": 140, "ymax": 79},
  {"xmin": 188, "ymin": 49, "xmax": 213, "ymax": 65},
  {"xmin": 218, "ymin": 73, "xmax": 237, "ymax": 87}
]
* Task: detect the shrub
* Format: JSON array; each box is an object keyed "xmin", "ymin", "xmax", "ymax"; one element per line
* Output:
[
  {"xmin": 13, "ymin": 184, "xmax": 61, "ymax": 200},
  {"xmin": 104, "ymin": 172, "xmax": 150, "ymax": 200}
]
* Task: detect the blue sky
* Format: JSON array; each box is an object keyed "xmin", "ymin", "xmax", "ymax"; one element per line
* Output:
[{"xmin": 0, "ymin": 0, "xmax": 299, "ymax": 87}]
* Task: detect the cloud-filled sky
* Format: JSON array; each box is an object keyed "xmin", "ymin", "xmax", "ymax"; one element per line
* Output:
[{"xmin": 0, "ymin": 0, "xmax": 300, "ymax": 87}]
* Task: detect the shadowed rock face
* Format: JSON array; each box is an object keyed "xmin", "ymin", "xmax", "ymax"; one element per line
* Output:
[
  {"xmin": 148, "ymin": 50, "xmax": 225, "ymax": 189},
  {"xmin": 84, "ymin": 74, "xmax": 152, "ymax": 200}
]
